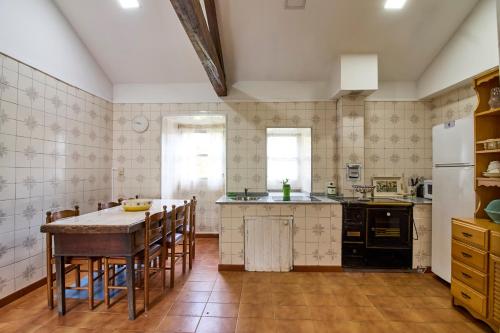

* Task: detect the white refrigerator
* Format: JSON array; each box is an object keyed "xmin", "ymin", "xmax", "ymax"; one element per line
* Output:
[{"xmin": 432, "ymin": 116, "xmax": 475, "ymax": 283}]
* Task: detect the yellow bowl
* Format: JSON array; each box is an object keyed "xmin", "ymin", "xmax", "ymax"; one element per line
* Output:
[{"xmin": 121, "ymin": 199, "xmax": 153, "ymax": 212}]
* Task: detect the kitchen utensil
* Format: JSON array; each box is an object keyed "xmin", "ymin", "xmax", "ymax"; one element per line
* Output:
[
  {"xmin": 487, "ymin": 161, "xmax": 500, "ymax": 172},
  {"xmin": 122, "ymin": 199, "xmax": 153, "ymax": 211},
  {"xmin": 485, "ymin": 200, "xmax": 500, "ymax": 223},
  {"xmin": 483, "ymin": 139, "xmax": 498, "ymax": 150},
  {"xmin": 482, "ymin": 172, "xmax": 500, "ymax": 178},
  {"xmin": 489, "ymin": 87, "xmax": 500, "ymax": 109},
  {"xmin": 352, "ymin": 185, "xmax": 375, "ymax": 200}
]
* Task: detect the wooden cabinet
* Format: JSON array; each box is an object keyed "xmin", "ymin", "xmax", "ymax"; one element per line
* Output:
[
  {"xmin": 489, "ymin": 254, "xmax": 500, "ymax": 327},
  {"xmin": 244, "ymin": 216, "xmax": 293, "ymax": 272},
  {"xmin": 452, "ymin": 218, "xmax": 500, "ymax": 331}
]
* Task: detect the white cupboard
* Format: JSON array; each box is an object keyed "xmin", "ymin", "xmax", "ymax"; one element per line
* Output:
[{"xmin": 244, "ymin": 216, "xmax": 293, "ymax": 272}]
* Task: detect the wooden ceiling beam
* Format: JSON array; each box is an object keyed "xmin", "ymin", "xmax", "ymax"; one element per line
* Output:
[{"xmin": 170, "ymin": 0, "xmax": 227, "ymax": 96}]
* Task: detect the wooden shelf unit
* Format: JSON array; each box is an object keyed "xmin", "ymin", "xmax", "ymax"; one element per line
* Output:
[{"xmin": 474, "ymin": 68, "xmax": 500, "ymax": 219}]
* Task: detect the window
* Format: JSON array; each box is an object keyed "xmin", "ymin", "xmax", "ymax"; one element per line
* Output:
[{"xmin": 266, "ymin": 128, "xmax": 311, "ymax": 192}]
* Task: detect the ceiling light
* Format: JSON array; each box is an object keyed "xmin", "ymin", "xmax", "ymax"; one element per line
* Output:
[
  {"xmin": 118, "ymin": 0, "xmax": 140, "ymax": 9},
  {"xmin": 285, "ymin": 0, "xmax": 306, "ymax": 10},
  {"xmin": 384, "ymin": 0, "xmax": 406, "ymax": 10}
]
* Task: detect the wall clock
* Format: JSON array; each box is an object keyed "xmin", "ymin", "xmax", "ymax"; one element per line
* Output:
[{"xmin": 132, "ymin": 115, "xmax": 149, "ymax": 133}]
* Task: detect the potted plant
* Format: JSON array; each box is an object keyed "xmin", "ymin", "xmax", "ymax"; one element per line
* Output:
[{"xmin": 282, "ymin": 178, "xmax": 291, "ymax": 200}]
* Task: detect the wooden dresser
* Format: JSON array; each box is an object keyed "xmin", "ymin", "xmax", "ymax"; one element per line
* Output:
[{"xmin": 451, "ymin": 217, "xmax": 500, "ymax": 331}]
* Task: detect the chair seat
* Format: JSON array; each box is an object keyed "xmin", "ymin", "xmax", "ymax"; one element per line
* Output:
[{"xmin": 166, "ymin": 233, "xmax": 183, "ymax": 246}]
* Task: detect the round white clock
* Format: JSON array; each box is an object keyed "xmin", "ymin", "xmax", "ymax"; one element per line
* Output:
[{"xmin": 132, "ymin": 115, "xmax": 149, "ymax": 133}]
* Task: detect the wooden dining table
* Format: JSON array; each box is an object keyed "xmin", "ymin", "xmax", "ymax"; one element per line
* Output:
[{"xmin": 40, "ymin": 199, "xmax": 187, "ymax": 320}]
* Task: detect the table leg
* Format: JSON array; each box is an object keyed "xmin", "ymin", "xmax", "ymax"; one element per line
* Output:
[
  {"xmin": 55, "ymin": 256, "xmax": 66, "ymax": 315},
  {"xmin": 126, "ymin": 256, "xmax": 136, "ymax": 320}
]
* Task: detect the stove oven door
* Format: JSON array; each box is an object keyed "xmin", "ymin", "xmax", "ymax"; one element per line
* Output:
[{"xmin": 366, "ymin": 207, "xmax": 411, "ymax": 249}]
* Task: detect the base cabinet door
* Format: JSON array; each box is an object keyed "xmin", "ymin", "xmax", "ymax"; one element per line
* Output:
[
  {"xmin": 489, "ymin": 255, "xmax": 500, "ymax": 327},
  {"xmin": 245, "ymin": 216, "xmax": 293, "ymax": 272}
]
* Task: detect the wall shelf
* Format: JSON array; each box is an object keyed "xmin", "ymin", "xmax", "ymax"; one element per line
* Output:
[
  {"xmin": 477, "ymin": 177, "xmax": 500, "ymax": 187},
  {"xmin": 477, "ymin": 149, "xmax": 500, "ymax": 154},
  {"xmin": 476, "ymin": 108, "xmax": 500, "ymax": 117}
]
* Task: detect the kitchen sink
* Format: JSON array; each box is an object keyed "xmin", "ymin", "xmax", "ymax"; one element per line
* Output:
[
  {"xmin": 227, "ymin": 196, "xmax": 264, "ymax": 201},
  {"xmin": 271, "ymin": 196, "xmax": 321, "ymax": 202}
]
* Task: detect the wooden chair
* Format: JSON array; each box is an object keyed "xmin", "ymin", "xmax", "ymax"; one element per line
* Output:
[
  {"xmin": 97, "ymin": 201, "xmax": 121, "ymax": 210},
  {"xmin": 177, "ymin": 198, "xmax": 196, "ymax": 270},
  {"xmin": 103, "ymin": 206, "xmax": 167, "ymax": 312},
  {"xmin": 45, "ymin": 206, "xmax": 101, "ymax": 310},
  {"xmin": 167, "ymin": 204, "xmax": 188, "ymax": 288}
]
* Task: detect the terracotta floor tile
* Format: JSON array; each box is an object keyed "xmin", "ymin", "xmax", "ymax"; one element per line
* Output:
[
  {"xmin": 390, "ymin": 322, "xmax": 439, "ymax": 333},
  {"xmin": 303, "ymin": 292, "xmax": 336, "ymax": 306},
  {"xmin": 238, "ymin": 303, "xmax": 275, "ymax": 319},
  {"xmin": 183, "ymin": 282, "xmax": 214, "ymax": 292},
  {"xmin": 207, "ymin": 291, "xmax": 240, "ymax": 304},
  {"xmin": 366, "ymin": 295, "xmax": 410, "ymax": 308},
  {"xmin": 195, "ymin": 317, "xmax": 237, "ymax": 333},
  {"xmin": 235, "ymin": 318, "xmax": 275, "ymax": 333},
  {"xmin": 177, "ymin": 291, "xmax": 211, "ymax": 303},
  {"xmin": 272, "ymin": 292, "xmax": 307, "ymax": 306},
  {"xmin": 274, "ymin": 305, "xmax": 311, "ymax": 320},
  {"xmin": 378, "ymin": 308, "xmax": 425, "ymax": 322},
  {"xmin": 157, "ymin": 315, "xmax": 200, "ymax": 333},
  {"xmin": 274, "ymin": 319, "xmax": 316, "ymax": 333},
  {"xmin": 203, "ymin": 303, "xmax": 239, "ymax": 317},
  {"xmin": 335, "ymin": 294, "xmax": 373, "ymax": 307},
  {"xmin": 168, "ymin": 303, "xmax": 206, "ymax": 317}
]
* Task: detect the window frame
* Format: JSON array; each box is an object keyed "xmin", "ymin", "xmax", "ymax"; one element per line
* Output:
[{"xmin": 265, "ymin": 127, "xmax": 312, "ymax": 193}]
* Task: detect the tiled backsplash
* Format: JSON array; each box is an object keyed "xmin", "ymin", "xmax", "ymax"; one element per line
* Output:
[{"xmin": 0, "ymin": 54, "xmax": 113, "ymax": 299}]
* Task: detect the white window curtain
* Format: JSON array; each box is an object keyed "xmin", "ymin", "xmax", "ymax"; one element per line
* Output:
[
  {"xmin": 161, "ymin": 116, "xmax": 226, "ymax": 233},
  {"xmin": 163, "ymin": 123, "xmax": 225, "ymax": 197}
]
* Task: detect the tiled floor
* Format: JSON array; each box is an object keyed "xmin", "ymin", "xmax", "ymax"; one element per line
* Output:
[{"xmin": 0, "ymin": 238, "xmax": 493, "ymax": 332}]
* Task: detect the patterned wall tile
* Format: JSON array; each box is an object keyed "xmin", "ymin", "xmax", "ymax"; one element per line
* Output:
[{"xmin": 0, "ymin": 53, "xmax": 112, "ymax": 300}]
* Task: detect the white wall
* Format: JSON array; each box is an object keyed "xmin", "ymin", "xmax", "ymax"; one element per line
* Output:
[
  {"xmin": 113, "ymin": 81, "xmax": 331, "ymax": 103},
  {"xmin": 366, "ymin": 81, "xmax": 420, "ymax": 101},
  {"xmin": 0, "ymin": 0, "xmax": 113, "ymax": 101},
  {"xmin": 417, "ymin": 0, "xmax": 499, "ymax": 99}
]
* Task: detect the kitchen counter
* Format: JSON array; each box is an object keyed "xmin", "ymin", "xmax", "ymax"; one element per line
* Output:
[
  {"xmin": 215, "ymin": 194, "xmax": 340, "ymax": 204},
  {"xmin": 215, "ymin": 194, "xmax": 432, "ymax": 205}
]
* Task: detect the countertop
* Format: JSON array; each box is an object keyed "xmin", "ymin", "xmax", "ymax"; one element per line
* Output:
[{"xmin": 216, "ymin": 194, "xmax": 432, "ymax": 205}]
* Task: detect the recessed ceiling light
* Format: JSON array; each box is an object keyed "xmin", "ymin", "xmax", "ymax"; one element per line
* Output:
[
  {"xmin": 118, "ymin": 0, "xmax": 140, "ymax": 9},
  {"xmin": 285, "ymin": 0, "xmax": 306, "ymax": 10},
  {"xmin": 384, "ymin": 0, "xmax": 406, "ymax": 10}
]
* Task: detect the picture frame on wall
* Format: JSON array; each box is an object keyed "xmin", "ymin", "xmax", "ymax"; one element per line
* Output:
[{"xmin": 372, "ymin": 177, "xmax": 403, "ymax": 197}]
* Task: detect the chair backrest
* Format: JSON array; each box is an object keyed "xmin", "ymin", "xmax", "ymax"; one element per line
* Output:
[
  {"xmin": 98, "ymin": 201, "xmax": 121, "ymax": 211},
  {"xmin": 191, "ymin": 196, "xmax": 197, "ymax": 228},
  {"xmin": 144, "ymin": 206, "xmax": 167, "ymax": 250},
  {"xmin": 45, "ymin": 206, "xmax": 79, "ymax": 258},
  {"xmin": 47, "ymin": 206, "xmax": 80, "ymax": 223}
]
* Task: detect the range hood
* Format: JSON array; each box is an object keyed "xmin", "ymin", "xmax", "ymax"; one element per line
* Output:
[{"xmin": 329, "ymin": 54, "xmax": 378, "ymax": 99}]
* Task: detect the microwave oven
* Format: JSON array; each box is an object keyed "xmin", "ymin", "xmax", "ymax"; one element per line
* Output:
[{"xmin": 423, "ymin": 180, "xmax": 432, "ymax": 200}]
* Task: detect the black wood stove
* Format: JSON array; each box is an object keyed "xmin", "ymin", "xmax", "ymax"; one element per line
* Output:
[{"xmin": 340, "ymin": 197, "xmax": 414, "ymax": 269}]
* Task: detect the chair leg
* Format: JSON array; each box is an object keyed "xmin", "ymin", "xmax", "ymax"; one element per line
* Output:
[
  {"xmin": 144, "ymin": 259, "xmax": 150, "ymax": 312},
  {"xmin": 87, "ymin": 259, "xmax": 94, "ymax": 310},
  {"xmin": 104, "ymin": 258, "xmax": 109, "ymax": 308},
  {"xmin": 161, "ymin": 249, "xmax": 166, "ymax": 292},
  {"xmin": 170, "ymin": 246, "xmax": 175, "ymax": 288},
  {"xmin": 97, "ymin": 258, "xmax": 103, "ymax": 277},
  {"xmin": 75, "ymin": 266, "xmax": 80, "ymax": 287},
  {"xmin": 189, "ymin": 234, "xmax": 193, "ymax": 270},
  {"xmin": 47, "ymin": 258, "xmax": 53, "ymax": 309},
  {"xmin": 182, "ymin": 238, "xmax": 187, "ymax": 274}
]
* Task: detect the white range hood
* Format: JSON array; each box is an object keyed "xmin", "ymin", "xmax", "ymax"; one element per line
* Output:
[{"xmin": 329, "ymin": 54, "xmax": 379, "ymax": 99}]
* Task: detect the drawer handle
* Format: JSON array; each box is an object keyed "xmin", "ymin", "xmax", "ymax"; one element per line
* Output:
[
  {"xmin": 461, "ymin": 272, "xmax": 472, "ymax": 279},
  {"xmin": 461, "ymin": 252, "xmax": 472, "ymax": 258},
  {"xmin": 462, "ymin": 232, "xmax": 473, "ymax": 238},
  {"xmin": 461, "ymin": 292, "xmax": 471, "ymax": 300}
]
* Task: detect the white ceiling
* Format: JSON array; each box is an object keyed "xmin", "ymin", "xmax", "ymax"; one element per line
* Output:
[{"xmin": 55, "ymin": 0, "xmax": 479, "ymax": 85}]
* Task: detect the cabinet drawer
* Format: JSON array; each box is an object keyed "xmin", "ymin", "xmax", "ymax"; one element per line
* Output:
[
  {"xmin": 451, "ymin": 279, "xmax": 487, "ymax": 317},
  {"xmin": 452, "ymin": 220, "xmax": 488, "ymax": 250},
  {"xmin": 452, "ymin": 260, "xmax": 487, "ymax": 294},
  {"xmin": 452, "ymin": 240, "xmax": 488, "ymax": 272},
  {"xmin": 491, "ymin": 231, "xmax": 500, "ymax": 257}
]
